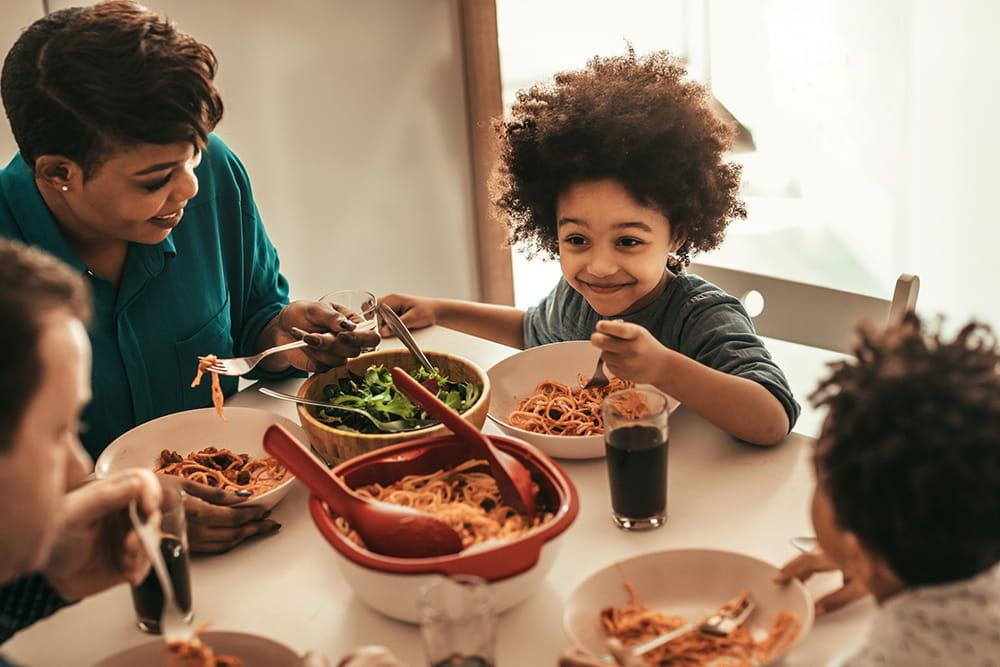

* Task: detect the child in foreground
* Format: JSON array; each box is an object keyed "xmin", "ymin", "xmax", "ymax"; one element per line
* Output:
[
  {"xmin": 777, "ymin": 313, "xmax": 1000, "ymax": 666},
  {"xmin": 382, "ymin": 50, "xmax": 797, "ymax": 445}
]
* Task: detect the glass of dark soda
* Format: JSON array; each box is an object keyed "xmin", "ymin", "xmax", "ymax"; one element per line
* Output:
[
  {"xmin": 418, "ymin": 575, "xmax": 496, "ymax": 667},
  {"xmin": 602, "ymin": 386, "xmax": 669, "ymax": 530},
  {"xmin": 130, "ymin": 486, "xmax": 194, "ymax": 633}
]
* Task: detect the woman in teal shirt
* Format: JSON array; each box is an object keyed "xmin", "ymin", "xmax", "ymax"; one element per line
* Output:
[{"xmin": 0, "ymin": 2, "xmax": 378, "ymax": 552}]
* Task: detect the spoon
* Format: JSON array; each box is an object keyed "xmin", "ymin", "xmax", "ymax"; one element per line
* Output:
[
  {"xmin": 390, "ymin": 366, "xmax": 537, "ymax": 517},
  {"xmin": 258, "ymin": 387, "xmax": 437, "ymax": 433},
  {"xmin": 262, "ymin": 424, "xmax": 463, "ymax": 558},
  {"xmin": 127, "ymin": 499, "xmax": 192, "ymax": 644}
]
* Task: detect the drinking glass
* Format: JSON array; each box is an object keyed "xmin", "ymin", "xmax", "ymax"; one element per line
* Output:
[
  {"xmin": 130, "ymin": 486, "xmax": 193, "ymax": 633},
  {"xmin": 418, "ymin": 575, "xmax": 497, "ymax": 667},
  {"xmin": 319, "ymin": 289, "xmax": 379, "ymax": 352},
  {"xmin": 602, "ymin": 386, "xmax": 670, "ymax": 530}
]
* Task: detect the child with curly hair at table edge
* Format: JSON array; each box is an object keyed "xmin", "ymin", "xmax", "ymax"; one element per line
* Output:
[
  {"xmin": 381, "ymin": 49, "xmax": 798, "ymax": 445},
  {"xmin": 775, "ymin": 312, "xmax": 1000, "ymax": 666}
]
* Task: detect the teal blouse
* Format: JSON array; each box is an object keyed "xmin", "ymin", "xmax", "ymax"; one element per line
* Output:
[{"xmin": 0, "ymin": 135, "xmax": 294, "ymax": 458}]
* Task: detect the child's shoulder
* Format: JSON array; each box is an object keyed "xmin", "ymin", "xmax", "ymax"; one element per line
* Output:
[{"xmin": 670, "ymin": 271, "xmax": 743, "ymax": 310}]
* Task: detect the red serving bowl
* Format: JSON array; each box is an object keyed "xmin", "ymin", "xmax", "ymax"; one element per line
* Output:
[{"xmin": 309, "ymin": 433, "xmax": 579, "ymax": 622}]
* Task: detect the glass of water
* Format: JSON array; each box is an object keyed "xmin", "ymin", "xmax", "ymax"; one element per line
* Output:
[
  {"xmin": 319, "ymin": 290, "xmax": 379, "ymax": 351},
  {"xmin": 418, "ymin": 575, "xmax": 497, "ymax": 667}
]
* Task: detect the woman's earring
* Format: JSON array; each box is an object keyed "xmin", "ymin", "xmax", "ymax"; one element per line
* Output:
[{"xmin": 60, "ymin": 185, "xmax": 69, "ymax": 192}]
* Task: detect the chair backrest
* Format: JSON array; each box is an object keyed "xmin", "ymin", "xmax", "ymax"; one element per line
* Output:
[{"xmin": 687, "ymin": 262, "xmax": 920, "ymax": 354}]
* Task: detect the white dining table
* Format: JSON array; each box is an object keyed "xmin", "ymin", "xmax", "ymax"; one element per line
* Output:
[{"xmin": 4, "ymin": 326, "xmax": 876, "ymax": 667}]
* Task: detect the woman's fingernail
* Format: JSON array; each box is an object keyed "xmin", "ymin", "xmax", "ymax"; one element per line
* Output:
[
  {"xmin": 266, "ymin": 521, "xmax": 282, "ymax": 534},
  {"xmin": 235, "ymin": 489, "xmax": 252, "ymax": 497},
  {"xmin": 340, "ymin": 319, "xmax": 356, "ymax": 330},
  {"xmin": 304, "ymin": 334, "xmax": 323, "ymax": 347},
  {"xmin": 290, "ymin": 327, "xmax": 306, "ymax": 340}
]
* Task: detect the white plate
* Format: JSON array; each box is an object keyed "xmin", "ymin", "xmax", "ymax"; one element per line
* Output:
[
  {"xmin": 487, "ymin": 341, "xmax": 677, "ymax": 459},
  {"xmin": 93, "ymin": 630, "xmax": 300, "ymax": 666},
  {"xmin": 564, "ymin": 549, "xmax": 814, "ymax": 665},
  {"xmin": 95, "ymin": 407, "xmax": 302, "ymax": 510}
]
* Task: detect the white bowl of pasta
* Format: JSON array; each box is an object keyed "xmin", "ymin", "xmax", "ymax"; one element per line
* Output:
[
  {"xmin": 488, "ymin": 341, "xmax": 672, "ymax": 459},
  {"xmin": 309, "ymin": 432, "xmax": 580, "ymax": 623},
  {"xmin": 95, "ymin": 407, "xmax": 302, "ymax": 511},
  {"xmin": 564, "ymin": 549, "xmax": 814, "ymax": 666}
]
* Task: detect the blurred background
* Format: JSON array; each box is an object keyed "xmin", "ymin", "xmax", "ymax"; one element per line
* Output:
[{"xmin": 3, "ymin": 0, "xmax": 999, "ymax": 330}]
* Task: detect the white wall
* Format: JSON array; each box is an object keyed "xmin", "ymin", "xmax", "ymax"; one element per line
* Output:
[{"xmin": 2, "ymin": 0, "xmax": 480, "ymax": 302}]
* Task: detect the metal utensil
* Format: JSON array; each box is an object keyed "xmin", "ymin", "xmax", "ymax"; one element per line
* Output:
[
  {"xmin": 205, "ymin": 340, "xmax": 309, "ymax": 377},
  {"xmin": 377, "ymin": 303, "xmax": 436, "ymax": 373},
  {"xmin": 583, "ymin": 354, "xmax": 610, "ymax": 389},
  {"xmin": 263, "ymin": 424, "xmax": 463, "ymax": 558},
  {"xmin": 391, "ymin": 367, "xmax": 537, "ymax": 517},
  {"xmin": 601, "ymin": 594, "xmax": 756, "ymax": 662},
  {"xmin": 257, "ymin": 387, "xmax": 437, "ymax": 433},
  {"xmin": 127, "ymin": 499, "xmax": 192, "ymax": 644},
  {"xmin": 791, "ymin": 536, "xmax": 819, "ymax": 553}
]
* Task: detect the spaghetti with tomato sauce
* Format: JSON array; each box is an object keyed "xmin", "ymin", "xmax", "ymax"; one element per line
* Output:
[{"xmin": 334, "ymin": 459, "xmax": 552, "ymax": 550}]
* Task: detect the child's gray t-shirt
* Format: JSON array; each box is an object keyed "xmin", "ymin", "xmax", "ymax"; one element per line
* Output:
[{"xmin": 523, "ymin": 273, "xmax": 800, "ymax": 432}]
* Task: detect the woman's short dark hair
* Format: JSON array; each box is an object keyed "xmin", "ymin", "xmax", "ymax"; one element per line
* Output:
[
  {"xmin": 493, "ymin": 48, "xmax": 746, "ymax": 263},
  {"xmin": 0, "ymin": 240, "xmax": 91, "ymax": 448},
  {"xmin": 811, "ymin": 313, "xmax": 1000, "ymax": 586},
  {"xmin": 1, "ymin": 0, "xmax": 223, "ymax": 177}
]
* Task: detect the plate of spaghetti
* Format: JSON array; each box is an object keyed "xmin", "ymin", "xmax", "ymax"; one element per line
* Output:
[
  {"xmin": 93, "ymin": 630, "xmax": 300, "ymax": 666},
  {"xmin": 563, "ymin": 549, "xmax": 813, "ymax": 666},
  {"xmin": 154, "ymin": 447, "xmax": 289, "ymax": 499},
  {"xmin": 487, "ymin": 341, "xmax": 678, "ymax": 459},
  {"xmin": 95, "ymin": 407, "xmax": 304, "ymax": 511}
]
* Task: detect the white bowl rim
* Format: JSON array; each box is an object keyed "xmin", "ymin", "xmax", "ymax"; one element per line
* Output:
[
  {"xmin": 486, "ymin": 340, "xmax": 606, "ymax": 442},
  {"xmin": 562, "ymin": 547, "xmax": 815, "ymax": 658},
  {"xmin": 95, "ymin": 406, "xmax": 300, "ymax": 505}
]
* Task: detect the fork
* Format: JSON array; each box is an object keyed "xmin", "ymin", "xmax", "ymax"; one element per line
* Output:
[
  {"xmin": 600, "ymin": 594, "xmax": 756, "ymax": 662},
  {"xmin": 583, "ymin": 354, "xmax": 610, "ymax": 389},
  {"xmin": 206, "ymin": 340, "xmax": 309, "ymax": 376}
]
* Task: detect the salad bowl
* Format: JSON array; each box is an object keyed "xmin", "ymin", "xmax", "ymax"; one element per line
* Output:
[{"xmin": 297, "ymin": 349, "xmax": 491, "ymax": 463}]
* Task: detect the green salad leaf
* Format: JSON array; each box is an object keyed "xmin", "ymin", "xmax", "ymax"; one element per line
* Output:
[{"xmin": 318, "ymin": 365, "xmax": 481, "ymax": 434}]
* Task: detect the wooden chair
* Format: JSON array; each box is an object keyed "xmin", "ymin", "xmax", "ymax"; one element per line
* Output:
[{"xmin": 687, "ymin": 262, "xmax": 920, "ymax": 354}]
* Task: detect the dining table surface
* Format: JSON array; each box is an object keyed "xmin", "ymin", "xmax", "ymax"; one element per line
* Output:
[{"xmin": 4, "ymin": 325, "xmax": 877, "ymax": 667}]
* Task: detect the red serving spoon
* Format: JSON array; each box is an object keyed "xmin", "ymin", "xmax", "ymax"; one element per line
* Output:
[
  {"xmin": 390, "ymin": 367, "xmax": 537, "ymax": 517},
  {"xmin": 262, "ymin": 424, "xmax": 463, "ymax": 558}
]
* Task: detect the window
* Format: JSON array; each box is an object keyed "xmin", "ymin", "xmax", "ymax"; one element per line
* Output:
[{"xmin": 497, "ymin": 0, "xmax": 1000, "ymax": 331}]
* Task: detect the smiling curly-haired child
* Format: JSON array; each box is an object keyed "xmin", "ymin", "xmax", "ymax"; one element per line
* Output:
[{"xmin": 382, "ymin": 49, "xmax": 798, "ymax": 445}]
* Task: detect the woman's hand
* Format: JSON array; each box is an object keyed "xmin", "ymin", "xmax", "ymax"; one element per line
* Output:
[
  {"xmin": 258, "ymin": 300, "xmax": 382, "ymax": 373},
  {"xmin": 590, "ymin": 320, "xmax": 671, "ymax": 386},
  {"xmin": 559, "ymin": 639, "xmax": 645, "ymax": 667},
  {"xmin": 42, "ymin": 469, "xmax": 161, "ymax": 601},
  {"xmin": 377, "ymin": 294, "xmax": 438, "ymax": 337},
  {"xmin": 181, "ymin": 486, "xmax": 279, "ymax": 554},
  {"xmin": 775, "ymin": 549, "xmax": 869, "ymax": 615}
]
